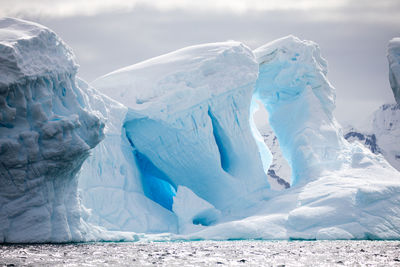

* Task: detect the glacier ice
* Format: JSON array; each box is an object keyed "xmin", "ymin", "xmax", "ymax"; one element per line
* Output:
[
  {"xmin": 180, "ymin": 36, "xmax": 400, "ymax": 241},
  {"xmin": 77, "ymin": 80, "xmax": 178, "ymax": 233},
  {"xmin": 253, "ymin": 36, "xmax": 347, "ymax": 185},
  {"xmin": 0, "ymin": 18, "xmax": 136, "ymax": 243},
  {"xmin": 1, "ymin": 18, "xmax": 400, "ymax": 243},
  {"xmin": 92, "ymin": 42, "xmax": 271, "ymax": 218}
]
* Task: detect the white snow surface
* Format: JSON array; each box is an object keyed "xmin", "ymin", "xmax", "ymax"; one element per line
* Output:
[
  {"xmin": 370, "ymin": 104, "xmax": 400, "ymax": 171},
  {"xmin": 0, "ymin": 18, "xmax": 77, "ymax": 88},
  {"xmin": 0, "ymin": 18, "xmax": 136, "ymax": 243}
]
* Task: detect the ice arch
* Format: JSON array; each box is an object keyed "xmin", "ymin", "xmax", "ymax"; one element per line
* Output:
[
  {"xmin": 253, "ymin": 36, "xmax": 347, "ymax": 185},
  {"xmin": 92, "ymin": 42, "xmax": 271, "ymax": 221}
]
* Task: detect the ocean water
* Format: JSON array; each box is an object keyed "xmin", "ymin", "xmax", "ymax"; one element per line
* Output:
[{"xmin": 1, "ymin": 240, "xmax": 400, "ymax": 266}]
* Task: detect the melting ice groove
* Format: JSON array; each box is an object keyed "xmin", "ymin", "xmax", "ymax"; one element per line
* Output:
[{"xmin": 0, "ymin": 17, "xmax": 400, "ymax": 243}]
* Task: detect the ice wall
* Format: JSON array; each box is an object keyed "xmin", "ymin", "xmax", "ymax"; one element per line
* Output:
[
  {"xmin": 0, "ymin": 18, "xmax": 133, "ymax": 243},
  {"xmin": 93, "ymin": 42, "xmax": 270, "ymax": 219},
  {"xmin": 77, "ymin": 80, "xmax": 178, "ymax": 233},
  {"xmin": 254, "ymin": 36, "xmax": 347, "ymax": 185},
  {"xmin": 388, "ymin": 38, "xmax": 400, "ymax": 105}
]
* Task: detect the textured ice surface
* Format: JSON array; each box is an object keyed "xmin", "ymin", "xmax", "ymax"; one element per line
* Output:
[
  {"xmin": 93, "ymin": 42, "xmax": 270, "ymax": 220},
  {"xmin": 77, "ymin": 80, "xmax": 178, "ymax": 234},
  {"xmin": 177, "ymin": 36, "xmax": 400, "ymax": 240},
  {"xmin": 202, "ymin": 37, "xmax": 400, "ymax": 240},
  {"xmin": 388, "ymin": 38, "xmax": 400, "ymax": 105},
  {"xmin": 254, "ymin": 35, "xmax": 347, "ymax": 185},
  {"xmin": 0, "ymin": 18, "xmax": 135, "ymax": 243}
]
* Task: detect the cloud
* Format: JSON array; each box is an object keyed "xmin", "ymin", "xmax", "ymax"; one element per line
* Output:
[{"xmin": 0, "ymin": 0, "xmax": 368, "ymax": 18}]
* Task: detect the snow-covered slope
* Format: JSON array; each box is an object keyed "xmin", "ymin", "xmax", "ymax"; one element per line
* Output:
[
  {"xmin": 344, "ymin": 105, "xmax": 400, "ymax": 172},
  {"xmin": 92, "ymin": 42, "xmax": 271, "ymax": 228},
  {"xmin": 344, "ymin": 38, "xmax": 400, "ymax": 172},
  {"xmin": 370, "ymin": 104, "xmax": 400, "ymax": 171},
  {"xmin": 0, "ymin": 18, "xmax": 135, "ymax": 243},
  {"xmin": 258, "ymin": 124, "xmax": 291, "ymax": 190}
]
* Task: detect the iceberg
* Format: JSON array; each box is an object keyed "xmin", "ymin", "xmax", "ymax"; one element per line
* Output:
[
  {"xmin": 1, "ymin": 18, "xmax": 400, "ymax": 242},
  {"xmin": 182, "ymin": 36, "xmax": 400, "ymax": 240},
  {"xmin": 91, "ymin": 42, "xmax": 270, "ymax": 224},
  {"xmin": 0, "ymin": 18, "xmax": 135, "ymax": 243}
]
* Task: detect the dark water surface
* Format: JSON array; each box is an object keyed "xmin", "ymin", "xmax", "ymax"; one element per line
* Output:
[{"xmin": 1, "ymin": 240, "xmax": 400, "ymax": 266}]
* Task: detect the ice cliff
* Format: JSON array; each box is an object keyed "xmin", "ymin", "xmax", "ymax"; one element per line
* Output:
[{"xmin": 0, "ymin": 18, "xmax": 134, "ymax": 243}]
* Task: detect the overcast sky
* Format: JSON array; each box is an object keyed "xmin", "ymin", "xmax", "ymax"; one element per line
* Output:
[{"xmin": 2, "ymin": 0, "xmax": 399, "ymax": 125}]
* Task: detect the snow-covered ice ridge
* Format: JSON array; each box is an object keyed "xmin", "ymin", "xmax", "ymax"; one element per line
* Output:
[{"xmin": 1, "ymin": 19, "xmax": 400, "ymax": 243}]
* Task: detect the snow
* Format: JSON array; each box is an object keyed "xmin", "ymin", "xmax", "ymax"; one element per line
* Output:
[
  {"xmin": 369, "ymin": 104, "xmax": 400, "ymax": 171},
  {"xmin": 0, "ymin": 18, "xmax": 135, "ymax": 243},
  {"xmin": 0, "ymin": 18, "xmax": 77, "ymax": 88}
]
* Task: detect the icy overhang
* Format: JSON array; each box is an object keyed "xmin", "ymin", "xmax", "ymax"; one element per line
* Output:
[{"xmin": 93, "ymin": 41, "xmax": 258, "ymax": 119}]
